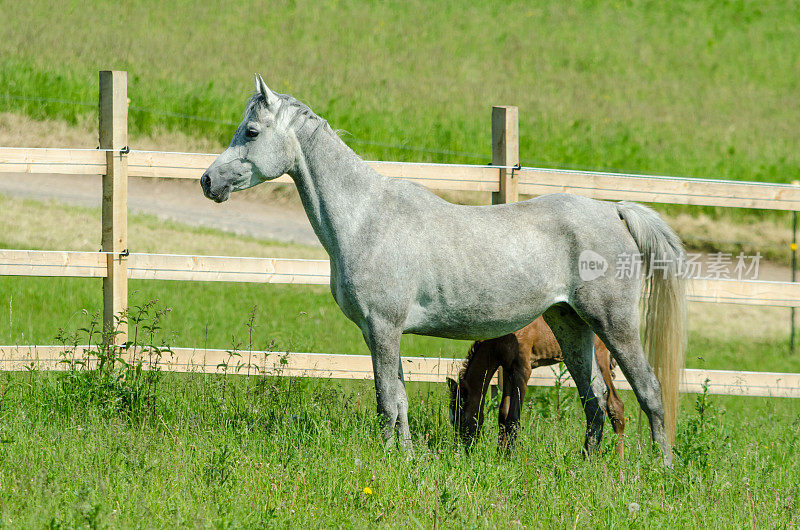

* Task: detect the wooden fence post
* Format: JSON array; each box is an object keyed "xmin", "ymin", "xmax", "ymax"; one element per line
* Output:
[
  {"xmin": 490, "ymin": 106, "xmax": 519, "ymax": 398},
  {"xmin": 99, "ymin": 71, "xmax": 129, "ymax": 345},
  {"xmin": 491, "ymin": 106, "xmax": 519, "ymax": 205}
]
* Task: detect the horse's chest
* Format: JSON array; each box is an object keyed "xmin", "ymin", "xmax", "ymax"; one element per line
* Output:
[
  {"xmin": 329, "ymin": 259, "xmax": 407, "ymax": 327},
  {"xmin": 328, "ymin": 263, "xmax": 370, "ymax": 326}
]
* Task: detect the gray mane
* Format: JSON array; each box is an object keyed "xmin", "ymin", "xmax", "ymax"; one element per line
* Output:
[{"xmin": 245, "ymin": 92, "xmax": 332, "ymax": 141}]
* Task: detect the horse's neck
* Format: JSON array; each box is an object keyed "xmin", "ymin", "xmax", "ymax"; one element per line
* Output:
[
  {"xmin": 289, "ymin": 130, "xmax": 383, "ymax": 255},
  {"xmin": 462, "ymin": 342, "xmax": 501, "ymax": 391}
]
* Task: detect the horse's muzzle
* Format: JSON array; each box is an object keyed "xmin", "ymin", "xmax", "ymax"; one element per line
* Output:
[{"xmin": 200, "ymin": 172, "xmax": 231, "ymax": 203}]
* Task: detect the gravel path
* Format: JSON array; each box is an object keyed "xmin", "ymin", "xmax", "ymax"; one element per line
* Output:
[{"xmin": 0, "ymin": 172, "xmax": 321, "ymax": 247}]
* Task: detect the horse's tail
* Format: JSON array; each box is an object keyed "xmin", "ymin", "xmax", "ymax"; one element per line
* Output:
[{"xmin": 615, "ymin": 201, "xmax": 687, "ymax": 444}]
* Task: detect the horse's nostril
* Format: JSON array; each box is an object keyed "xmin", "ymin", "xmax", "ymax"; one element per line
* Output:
[{"xmin": 200, "ymin": 173, "xmax": 211, "ymax": 191}]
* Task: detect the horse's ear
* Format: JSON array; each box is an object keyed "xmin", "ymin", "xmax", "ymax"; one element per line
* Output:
[{"xmin": 254, "ymin": 73, "xmax": 279, "ymax": 108}]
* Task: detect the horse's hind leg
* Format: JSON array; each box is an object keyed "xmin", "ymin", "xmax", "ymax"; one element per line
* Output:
[
  {"xmin": 542, "ymin": 304, "xmax": 608, "ymax": 456},
  {"xmin": 602, "ymin": 331, "xmax": 669, "ymax": 463},
  {"xmin": 572, "ymin": 290, "xmax": 671, "ymax": 465}
]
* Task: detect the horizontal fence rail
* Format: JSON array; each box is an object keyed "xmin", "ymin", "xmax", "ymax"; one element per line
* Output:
[
  {"xmin": 1, "ymin": 346, "xmax": 798, "ymax": 398},
  {"xmin": 127, "ymin": 253, "xmax": 330, "ymax": 283},
  {"xmin": 0, "ymin": 148, "xmax": 106, "ymax": 175},
  {"xmin": 0, "ymin": 250, "xmax": 108, "ymax": 277},
  {"xmin": 0, "ymin": 250, "xmax": 330, "ymax": 284},
  {"xmin": 518, "ymin": 168, "xmax": 800, "ymax": 211},
  {"xmin": 2, "ymin": 250, "xmax": 799, "ymax": 306},
  {"xmin": 4, "ymin": 147, "xmax": 800, "ymax": 210}
]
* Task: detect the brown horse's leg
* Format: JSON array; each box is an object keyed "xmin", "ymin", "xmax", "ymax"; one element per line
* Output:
[
  {"xmin": 498, "ymin": 359, "xmax": 532, "ymax": 453},
  {"xmin": 496, "ymin": 338, "xmax": 514, "ymax": 447},
  {"xmin": 596, "ymin": 338, "xmax": 626, "ymax": 458}
]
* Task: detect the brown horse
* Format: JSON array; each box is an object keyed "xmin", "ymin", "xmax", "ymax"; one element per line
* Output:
[{"xmin": 447, "ymin": 317, "xmax": 626, "ymax": 456}]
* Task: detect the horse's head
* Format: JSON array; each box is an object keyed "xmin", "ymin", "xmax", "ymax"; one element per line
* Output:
[
  {"xmin": 446, "ymin": 376, "xmax": 483, "ymax": 446},
  {"xmin": 201, "ymin": 74, "xmax": 300, "ymax": 203}
]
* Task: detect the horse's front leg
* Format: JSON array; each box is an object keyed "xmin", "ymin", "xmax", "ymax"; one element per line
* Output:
[
  {"xmin": 498, "ymin": 360, "xmax": 531, "ymax": 454},
  {"xmin": 364, "ymin": 320, "xmax": 412, "ymax": 454}
]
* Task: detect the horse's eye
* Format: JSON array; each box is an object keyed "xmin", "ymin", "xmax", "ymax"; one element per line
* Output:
[{"xmin": 245, "ymin": 127, "xmax": 259, "ymax": 138}]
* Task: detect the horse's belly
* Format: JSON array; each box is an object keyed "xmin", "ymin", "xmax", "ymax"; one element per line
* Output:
[{"xmin": 402, "ymin": 289, "xmax": 563, "ymax": 340}]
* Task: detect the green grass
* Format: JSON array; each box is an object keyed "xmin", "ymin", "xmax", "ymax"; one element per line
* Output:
[
  {"xmin": 2, "ymin": 226, "xmax": 797, "ymax": 527},
  {"xmin": 1, "ymin": 1, "xmax": 798, "ymax": 183},
  {"xmin": 0, "ymin": 362, "xmax": 798, "ymax": 527}
]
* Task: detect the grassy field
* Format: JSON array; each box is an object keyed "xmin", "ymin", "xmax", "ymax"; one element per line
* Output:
[
  {"xmin": 2, "ymin": 1, "xmax": 800, "ymax": 526},
  {"xmin": 0, "ymin": 352, "xmax": 798, "ymax": 527},
  {"xmin": 2, "ymin": 257, "xmax": 800, "ymax": 527}
]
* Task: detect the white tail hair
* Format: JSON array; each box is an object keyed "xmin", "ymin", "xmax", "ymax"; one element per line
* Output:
[{"xmin": 616, "ymin": 201, "xmax": 687, "ymax": 444}]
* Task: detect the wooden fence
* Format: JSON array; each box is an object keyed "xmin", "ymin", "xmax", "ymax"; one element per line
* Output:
[
  {"xmin": 2, "ymin": 345, "xmax": 799, "ymax": 398},
  {"xmin": 1, "ymin": 70, "xmax": 799, "ymax": 398}
]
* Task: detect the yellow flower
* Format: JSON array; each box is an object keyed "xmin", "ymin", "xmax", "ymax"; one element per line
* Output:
[{"xmin": 362, "ymin": 487, "xmax": 373, "ymax": 495}]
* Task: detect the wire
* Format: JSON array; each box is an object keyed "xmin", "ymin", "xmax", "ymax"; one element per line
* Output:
[
  {"xmin": 128, "ymin": 106, "xmax": 239, "ymax": 126},
  {"xmin": 347, "ymin": 137, "xmax": 490, "ymax": 161},
  {"xmin": 126, "ymin": 149, "xmax": 216, "ymax": 156},
  {"xmin": 0, "ymin": 263, "xmax": 104, "ymax": 269},
  {"xmin": 0, "ymin": 93, "xmax": 494, "ymax": 160},
  {"xmin": 127, "ymin": 251, "xmax": 326, "ymax": 263},
  {"xmin": 368, "ymin": 159, "xmax": 514, "ymax": 170},
  {"xmin": 126, "ymin": 267, "xmax": 329, "ymax": 278},
  {"xmin": 0, "ymin": 249, "xmax": 116, "ymax": 255},
  {"xmin": 0, "ymin": 93, "xmax": 96, "ymax": 107}
]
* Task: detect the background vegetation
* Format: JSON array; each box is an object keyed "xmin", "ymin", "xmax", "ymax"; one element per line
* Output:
[{"xmin": 1, "ymin": 1, "xmax": 798, "ymax": 182}]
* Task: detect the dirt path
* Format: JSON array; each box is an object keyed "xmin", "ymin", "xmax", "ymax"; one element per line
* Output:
[{"xmin": 0, "ymin": 172, "xmax": 320, "ymax": 247}]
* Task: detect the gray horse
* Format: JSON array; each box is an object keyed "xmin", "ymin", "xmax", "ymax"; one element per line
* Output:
[{"xmin": 202, "ymin": 75, "xmax": 686, "ymax": 466}]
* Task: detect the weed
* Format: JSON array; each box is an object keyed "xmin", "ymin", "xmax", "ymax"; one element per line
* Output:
[
  {"xmin": 675, "ymin": 378, "xmax": 727, "ymax": 469},
  {"xmin": 40, "ymin": 302, "xmax": 172, "ymax": 421},
  {"xmin": 531, "ymin": 363, "xmax": 574, "ymax": 421},
  {"xmin": 205, "ymin": 443, "xmax": 234, "ymax": 488}
]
